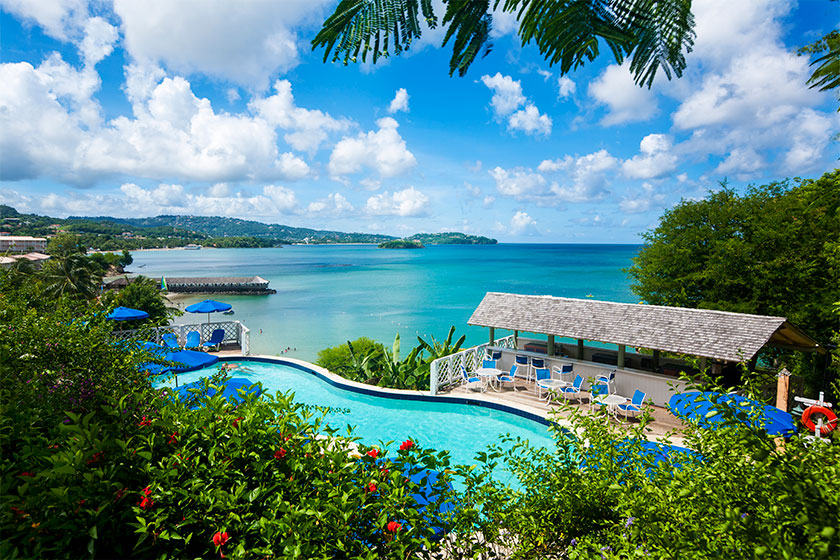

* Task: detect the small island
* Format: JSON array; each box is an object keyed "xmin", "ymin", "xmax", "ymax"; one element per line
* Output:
[
  {"xmin": 408, "ymin": 232, "xmax": 497, "ymax": 245},
  {"xmin": 378, "ymin": 239, "xmax": 425, "ymax": 249}
]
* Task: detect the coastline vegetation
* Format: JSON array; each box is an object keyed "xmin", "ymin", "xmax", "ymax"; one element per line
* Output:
[{"xmin": 377, "ymin": 239, "xmax": 425, "ymax": 249}]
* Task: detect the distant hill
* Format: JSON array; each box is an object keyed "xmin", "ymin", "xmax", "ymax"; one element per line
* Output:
[
  {"xmin": 378, "ymin": 239, "xmax": 425, "ymax": 249},
  {"xmin": 1, "ymin": 207, "xmax": 496, "ymax": 248},
  {"xmin": 408, "ymin": 232, "xmax": 497, "ymax": 245}
]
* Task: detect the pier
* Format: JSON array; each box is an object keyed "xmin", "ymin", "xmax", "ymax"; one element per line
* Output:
[{"xmin": 103, "ymin": 275, "xmax": 276, "ymax": 295}]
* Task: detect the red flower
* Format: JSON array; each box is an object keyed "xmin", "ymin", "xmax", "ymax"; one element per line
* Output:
[
  {"xmin": 232, "ymin": 416, "xmax": 244, "ymax": 428},
  {"xmin": 139, "ymin": 497, "xmax": 154, "ymax": 510},
  {"xmin": 367, "ymin": 482, "xmax": 377, "ymax": 493},
  {"xmin": 87, "ymin": 451, "xmax": 104, "ymax": 465},
  {"xmin": 168, "ymin": 431, "xmax": 178, "ymax": 444},
  {"xmin": 274, "ymin": 448, "xmax": 287, "ymax": 460},
  {"xmin": 387, "ymin": 521, "xmax": 402, "ymax": 532},
  {"xmin": 213, "ymin": 531, "xmax": 230, "ymax": 547},
  {"xmin": 20, "ymin": 471, "xmax": 34, "ymax": 477},
  {"xmin": 138, "ymin": 416, "xmax": 151, "ymax": 427},
  {"xmin": 399, "ymin": 440, "xmax": 414, "ymax": 451},
  {"xmin": 366, "ymin": 448, "xmax": 379, "ymax": 459},
  {"xmin": 143, "ymin": 486, "xmax": 152, "ymax": 496}
]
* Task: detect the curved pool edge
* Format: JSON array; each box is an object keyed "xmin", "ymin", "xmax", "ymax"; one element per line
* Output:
[{"xmin": 216, "ymin": 354, "xmax": 566, "ymax": 430}]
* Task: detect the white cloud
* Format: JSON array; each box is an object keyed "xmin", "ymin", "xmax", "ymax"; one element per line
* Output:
[
  {"xmin": 489, "ymin": 167, "xmax": 546, "ymax": 197},
  {"xmin": 508, "ymin": 104, "xmax": 552, "ymax": 136},
  {"xmin": 589, "ymin": 64, "xmax": 658, "ymax": 126},
  {"xmin": 388, "ymin": 88, "xmax": 410, "ymax": 113},
  {"xmin": 545, "ymin": 150, "xmax": 619, "ymax": 203},
  {"xmin": 0, "ymin": 0, "xmax": 88, "ymax": 40},
  {"xmin": 365, "ymin": 186, "xmax": 428, "ymax": 216},
  {"xmin": 328, "ymin": 117, "xmax": 417, "ymax": 178},
  {"xmin": 79, "ymin": 17, "xmax": 119, "ymax": 66},
  {"xmin": 120, "ymin": 183, "xmax": 299, "ymax": 217},
  {"xmin": 619, "ymin": 183, "xmax": 665, "ymax": 214},
  {"xmin": 622, "ymin": 134, "xmax": 678, "ymax": 179},
  {"xmin": 113, "ymin": 0, "xmax": 333, "ymax": 90},
  {"xmin": 509, "ymin": 211, "xmax": 538, "ymax": 235},
  {"xmin": 307, "ymin": 192, "xmax": 354, "ymax": 215},
  {"xmin": 715, "ymin": 148, "xmax": 764, "ymax": 175},
  {"xmin": 250, "ymin": 79, "xmax": 350, "ymax": 153},
  {"xmin": 480, "ymin": 72, "xmax": 526, "ymax": 116},
  {"xmin": 557, "ymin": 76, "xmax": 576, "ymax": 98}
]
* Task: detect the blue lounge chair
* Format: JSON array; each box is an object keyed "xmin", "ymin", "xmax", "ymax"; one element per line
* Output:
[
  {"xmin": 554, "ymin": 363, "xmax": 574, "ymax": 383},
  {"xmin": 590, "ymin": 383, "xmax": 610, "ymax": 412},
  {"xmin": 534, "ymin": 367, "xmax": 555, "ymax": 400},
  {"xmin": 596, "ymin": 369, "xmax": 616, "ymax": 393},
  {"xmin": 513, "ymin": 357, "xmax": 532, "ymax": 384},
  {"xmin": 202, "ymin": 328, "xmax": 225, "ymax": 351},
  {"xmin": 482, "ymin": 359, "xmax": 497, "ymax": 369},
  {"xmin": 184, "ymin": 331, "xmax": 201, "ymax": 350},
  {"xmin": 557, "ymin": 374, "xmax": 585, "ymax": 403},
  {"xmin": 162, "ymin": 333, "xmax": 181, "ymax": 350},
  {"xmin": 461, "ymin": 366, "xmax": 484, "ymax": 392},
  {"xmin": 618, "ymin": 389, "xmax": 646, "ymax": 420}
]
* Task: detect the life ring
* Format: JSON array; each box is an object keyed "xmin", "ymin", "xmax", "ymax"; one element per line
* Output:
[{"xmin": 801, "ymin": 406, "xmax": 838, "ymax": 436}]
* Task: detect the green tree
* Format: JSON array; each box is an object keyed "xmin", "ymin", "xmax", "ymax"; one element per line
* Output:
[
  {"xmin": 627, "ymin": 170, "xmax": 840, "ymax": 388},
  {"xmin": 313, "ymin": 0, "xmax": 696, "ymax": 87},
  {"xmin": 102, "ymin": 276, "xmax": 175, "ymax": 325},
  {"xmin": 46, "ymin": 233, "xmax": 87, "ymax": 257},
  {"xmin": 40, "ymin": 254, "xmax": 101, "ymax": 299}
]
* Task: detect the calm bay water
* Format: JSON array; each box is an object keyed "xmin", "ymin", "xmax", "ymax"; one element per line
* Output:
[{"xmin": 130, "ymin": 244, "xmax": 641, "ymax": 360}]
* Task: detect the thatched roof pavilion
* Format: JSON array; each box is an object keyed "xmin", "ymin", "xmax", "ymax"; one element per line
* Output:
[{"xmin": 468, "ymin": 292, "xmax": 821, "ymax": 364}]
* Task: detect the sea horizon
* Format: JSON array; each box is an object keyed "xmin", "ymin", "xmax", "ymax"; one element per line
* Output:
[{"xmin": 130, "ymin": 243, "xmax": 642, "ymax": 360}]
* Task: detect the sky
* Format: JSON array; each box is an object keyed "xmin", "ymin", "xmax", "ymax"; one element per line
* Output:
[{"xmin": 0, "ymin": 0, "xmax": 837, "ymax": 243}]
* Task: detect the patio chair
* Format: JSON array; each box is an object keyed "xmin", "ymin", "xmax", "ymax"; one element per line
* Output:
[
  {"xmin": 596, "ymin": 369, "xmax": 616, "ymax": 393},
  {"xmin": 590, "ymin": 383, "xmax": 609, "ymax": 412},
  {"xmin": 184, "ymin": 331, "xmax": 201, "ymax": 349},
  {"xmin": 512, "ymin": 360, "xmax": 531, "ymax": 386},
  {"xmin": 497, "ymin": 367, "xmax": 516, "ymax": 391},
  {"xmin": 162, "ymin": 333, "xmax": 181, "ymax": 350},
  {"xmin": 554, "ymin": 363, "xmax": 574, "ymax": 383},
  {"xmin": 482, "ymin": 359, "xmax": 497, "ymax": 369},
  {"xmin": 485, "ymin": 349, "xmax": 502, "ymax": 361},
  {"xmin": 461, "ymin": 366, "xmax": 484, "ymax": 392},
  {"xmin": 557, "ymin": 374, "xmax": 584, "ymax": 403},
  {"xmin": 202, "ymin": 328, "xmax": 225, "ymax": 352},
  {"xmin": 618, "ymin": 389, "xmax": 646, "ymax": 420}
]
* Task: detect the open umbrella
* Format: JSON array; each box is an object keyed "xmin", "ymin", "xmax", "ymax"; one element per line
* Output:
[
  {"xmin": 184, "ymin": 299, "xmax": 232, "ymax": 323},
  {"xmin": 106, "ymin": 306, "xmax": 149, "ymax": 321},
  {"xmin": 668, "ymin": 391, "xmax": 796, "ymax": 436}
]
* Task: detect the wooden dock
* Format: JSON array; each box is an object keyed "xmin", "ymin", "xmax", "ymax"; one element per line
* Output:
[{"xmin": 103, "ymin": 275, "xmax": 276, "ymax": 295}]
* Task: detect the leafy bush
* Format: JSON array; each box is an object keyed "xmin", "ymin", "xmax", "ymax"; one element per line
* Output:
[{"xmin": 316, "ymin": 336, "xmax": 384, "ymax": 375}]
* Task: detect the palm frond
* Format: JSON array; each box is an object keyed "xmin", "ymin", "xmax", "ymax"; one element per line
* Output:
[
  {"xmin": 442, "ymin": 1, "xmax": 494, "ymax": 77},
  {"xmin": 804, "ymin": 30, "xmax": 840, "ymax": 93},
  {"xmin": 311, "ymin": 0, "xmax": 436, "ymax": 65}
]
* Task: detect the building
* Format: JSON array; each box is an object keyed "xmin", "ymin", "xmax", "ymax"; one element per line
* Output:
[{"xmin": 0, "ymin": 236, "xmax": 47, "ymax": 253}]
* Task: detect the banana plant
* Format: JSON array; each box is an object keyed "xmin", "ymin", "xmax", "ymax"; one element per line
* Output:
[
  {"xmin": 416, "ymin": 325, "xmax": 466, "ymax": 361},
  {"xmin": 378, "ymin": 333, "xmax": 425, "ymax": 390}
]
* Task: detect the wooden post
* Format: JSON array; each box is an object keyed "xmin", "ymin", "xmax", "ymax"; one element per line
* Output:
[
  {"xmin": 514, "ymin": 330, "xmax": 519, "ymax": 348},
  {"xmin": 776, "ymin": 368, "xmax": 791, "ymax": 411},
  {"xmin": 547, "ymin": 335, "xmax": 555, "ymax": 357},
  {"xmin": 653, "ymin": 350, "xmax": 660, "ymax": 370},
  {"xmin": 488, "ymin": 327, "xmax": 495, "ymax": 345},
  {"xmin": 617, "ymin": 344, "xmax": 625, "ymax": 369},
  {"xmin": 700, "ymin": 357, "xmax": 707, "ymax": 372},
  {"xmin": 577, "ymin": 339, "xmax": 585, "ymax": 360}
]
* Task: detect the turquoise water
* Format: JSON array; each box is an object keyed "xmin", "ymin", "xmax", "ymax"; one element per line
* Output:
[
  {"xmin": 159, "ymin": 360, "xmax": 556, "ymax": 471},
  {"xmin": 131, "ymin": 244, "xmax": 640, "ymax": 360}
]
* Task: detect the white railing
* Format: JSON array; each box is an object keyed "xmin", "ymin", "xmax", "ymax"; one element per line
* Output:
[
  {"xmin": 113, "ymin": 320, "xmax": 251, "ymax": 355},
  {"xmin": 429, "ymin": 334, "xmax": 516, "ymax": 395}
]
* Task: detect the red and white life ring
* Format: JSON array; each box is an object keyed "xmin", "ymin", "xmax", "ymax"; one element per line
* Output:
[{"xmin": 801, "ymin": 406, "xmax": 838, "ymax": 436}]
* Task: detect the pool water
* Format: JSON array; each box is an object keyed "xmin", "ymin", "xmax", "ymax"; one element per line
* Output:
[{"xmin": 157, "ymin": 360, "xmax": 556, "ymax": 470}]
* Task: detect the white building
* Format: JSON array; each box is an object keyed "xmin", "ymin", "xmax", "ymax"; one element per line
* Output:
[{"xmin": 0, "ymin": 236, "xmax": 47, "ymax": 253}]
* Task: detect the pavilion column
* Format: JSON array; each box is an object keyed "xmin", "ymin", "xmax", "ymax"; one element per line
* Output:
[
  {"xmin": 577, "ymin": 339, "xmax": 585, "ymax": 360},
  {"xmin": 617, "ymin": 344, "xmax": 625, "ymax": 369},
  {"xmin": 489, "ymin": 326, "xmax": 495, "ymax": 345},
  {"xmin": 653, "ymin": 350, "xmax": 660, "ymax": 371},
  {"xmin": 700, "ymin": 357, "xmax": 707, "ymax": 372},
  {"xmin": 547, "ymin": 335, "xmax": 555, "ymax": 357},
  {"xmin": 514, "ymin": 330, "xmax": 519, "ymax": 348}
]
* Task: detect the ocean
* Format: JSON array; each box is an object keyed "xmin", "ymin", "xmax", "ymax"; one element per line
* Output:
[{"xmin": 130, "ymin": 244, "xmax": 641, "ymax": 360}]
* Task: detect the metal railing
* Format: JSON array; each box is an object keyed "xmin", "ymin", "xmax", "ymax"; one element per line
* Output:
[
  {"xmin": 429, "ymin": 334, "xmax": 516, "ymax": 395},
  {"xmin": 113, "ymin": 320, "xmax": 250, "ymax": 355}
]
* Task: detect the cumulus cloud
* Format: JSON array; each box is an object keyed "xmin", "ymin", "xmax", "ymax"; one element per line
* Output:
[
  {"xmin": 622, "ymin": 134, "xmax": 678, "ymax": 179},
  {"xmin": 307, "ymin": 192, "xmax": 354, "ymax": 215},
  {"xmin": 557, "ymin": 76, "xmax": 576, "ymax": 98},
  {"xmin": 549, "ymin": 150, "xmax": 619, "ymax": 202},
  {"xmin": 249, "ymin": 79, "xmax": 350, "ymax": 153},
  {"xmin": 509, "ymin": 211, "xmax": 538, "ymax": 235},
  {"xmin": 619, "ymin": 183, "xmax": 665, "ymax": 214},
  {"xmin": 589, "ymin": 64, "xmax": 658, "ymax": 126},
  {"xmin": 120, "ymin": 182, "xmax": 299, "ymax": 216},
  {"xmin": 328, "ymin": 117, "xmax": 417, "ymax": 179},
  {"xmin": 113, "ymin": 0, "xmax": 332, "ymax": 90},
  {"xmin": 489, "ymin": 167, "xmax": 546, "ymax": 197},
  {"xmin": 0, "ymin": 0, "xmax": 88, "ymax": 40},
  {"xmin": 388, "ymin": 88, "xmax": 410, "ymax": 113},
  {"xmin": 480, "ymin": 72, "xmax": 552, "ymax": 136},
  {"xmin": 365, "ymin": 186, "xmax": 428, "ymax": 216}
]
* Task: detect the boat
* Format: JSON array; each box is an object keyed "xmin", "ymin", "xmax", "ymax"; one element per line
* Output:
[
  {"xmin": 222, "ymin": 309, "xmax": 235, "ymax": 315},
  {"xmin": 184, "ymin": 244, "xmax": 202, "ymax": 250}
]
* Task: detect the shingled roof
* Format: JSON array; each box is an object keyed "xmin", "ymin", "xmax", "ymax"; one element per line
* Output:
[{"xmin": 468, "ymin": 292, "xmax": 819, "ymax": 362}]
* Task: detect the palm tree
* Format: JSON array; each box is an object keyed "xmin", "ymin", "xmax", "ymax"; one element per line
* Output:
[
  {"xmin": 41, "ymin": 254, "xmax": 100, "ymax": 300},
  {"xmin": 312, "ymin": 0, "xmax": 696, "ymax": 87}
]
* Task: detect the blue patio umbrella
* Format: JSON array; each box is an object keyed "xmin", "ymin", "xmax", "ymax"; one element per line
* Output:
[
  {"xmin": 668, "ymin": 391, "xmax": 796, "ymax": 436},
  {"xmin": 106, "ymin": 306, "xmax": 149, "ymax": 321},
  {"xmin": 184, "ymin": 299, "xmax": 232, "ymax": 323}
]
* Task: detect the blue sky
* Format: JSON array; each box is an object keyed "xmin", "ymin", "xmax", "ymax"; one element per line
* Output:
[{"xmin": 0, "ymin": 0, "xmax": 837, "ymax": 242}]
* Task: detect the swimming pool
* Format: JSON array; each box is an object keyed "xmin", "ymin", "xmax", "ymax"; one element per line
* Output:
[{"xmin": 156, "ymin": 358, "xmax": 556, "ymax": 470}]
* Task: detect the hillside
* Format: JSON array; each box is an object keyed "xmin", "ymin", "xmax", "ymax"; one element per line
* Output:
[{"xmin": 408, "ymin": 232, "xmax": 497, "ymax": 245}]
